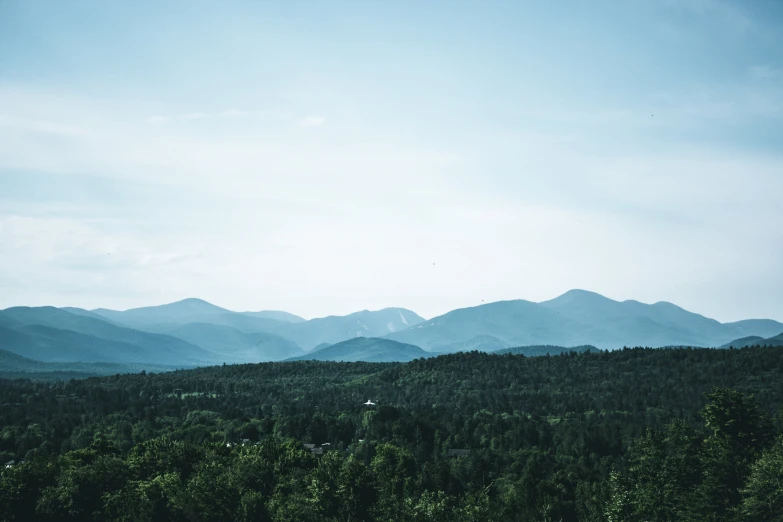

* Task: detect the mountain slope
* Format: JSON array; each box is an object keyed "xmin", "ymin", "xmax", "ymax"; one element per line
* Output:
[
  {"xmin": 93, "ymin": 298, "xmax": 229, "ymax": 323},
  {"xmin": 387, "ymin": 290, "xmax": 783, "ymax": 351},
  {"xmin": 60, "ymin": 307, "xmax": 116, "ymax": 322},
  {"xmin": 93, "ymin": 299, "xmax": 288, "ymax": 334},
  {"xmin": 386, "ymin": 300, "xmax": 578, "ymax": 352},
  {"xmin": 538, "ymin": 289, "xmax": 731, "ymax": 347},
  {"xmin": 286, "ymin": 337, "xmax": 431, "ymax": 362},
  {"xmin": 274, "ymin": 308, "xmax": 425, "ymax": 350},
  {"xmin": 241, "ymin": 311, "xmax": 305, "ymax": 323},
  {"xmin": 164, "ymin": 322, "xmax": 303, "ymax": 362},
  {"xmin": 90, "ymin": 299, "xmax": 425, "ymax": 349},
  {"xmin": 722, "ymin": 332, "xmax": 783, "ymax": 348},
  {"xmin": 0, "ymin": 324, "xmax": 150, "ymax": 363},
  {"xmin": 723, "ymin": 319, "xmax": 783, "ymax": 340},
  {"xmin": 0, "ymin": 347, "xmax": 180, "ymax": 376},
  {"xmin": 0, "ymin": 307, "xmax": 218, "ymax": 365}
]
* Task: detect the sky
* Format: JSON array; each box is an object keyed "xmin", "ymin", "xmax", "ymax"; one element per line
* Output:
[{"xmin": 1, "ymin": 0, "xmax": 782, "ymax": 321}]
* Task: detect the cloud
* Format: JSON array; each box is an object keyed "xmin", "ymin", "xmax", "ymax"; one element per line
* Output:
[
  {"xmin": 219, "ymin": 109, "xmax": 250, "ymax": 118},
  {"xmin": 0, "ymin": 215, "xmax": 208, "ymax": 308},
  {"xmin": 146, "ymin": 110, "xmax": 291, "ymax": 124},
  {"xmin": 146, "ymin": 115, "xmax": 170, "ymax": 125},
  {"xmin": 1, "ymin": 85, "xmax": 781, "ymax": 320},
  {"xmin": 300, "ymin": 115, "xmax": 326, "ymax": 127},
  {"xmin": 0, "ymin": 114, "xmax": 88, "ymax": 137}
]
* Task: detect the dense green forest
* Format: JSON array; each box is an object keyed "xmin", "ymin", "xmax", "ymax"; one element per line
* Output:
[{"xmin": 2, "ymin": 346, "xmax": 783, "ymax": 521}]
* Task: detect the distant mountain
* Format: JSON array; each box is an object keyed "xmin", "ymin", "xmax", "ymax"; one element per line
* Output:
[
  {"xmin": 763, "ymin": 332, "xmax": 783, "ymax": 346},
  {"xmin": 0, "ymin": 313, "xmax": 23, "ymax": 329},
  {"xmin": 59, "ymin": 307, "xmax": 113, "ymax": 322},
  {"xmin": 0, "ymin": 307, "xmax": 218, "ymax": 365},
  {"xmin": 722, "ymin": 332, "xmax": 783, "ymax": 348},
  {"xmin": 720, "ymin": 336, "xmax": 764, "ymax": 348},
  {"xmin": 162, "ymin": 322, "xmax": 303, "ymax": 362},
  {"xmin": 274, "ymin": 308, "xmax": 425, "ymax": 351},
  {"xmin": 90, "ymin": 299, "xmax": 423, "ymax": 350},
  {"xmin": 241, "ymin": 311, "xmax": 305, "ymax": 323},
  {"xmin": 3, "ymin": 301, "xmax": 429, "ymax": 365},
  {"xmin": 92, "ymin": 299, "xmax": 288, "ymax": 334},
  {"xmin": 386, "ymin": 299, "xmax": 575, "ymax": 352},
  {"xmin": 94, "ymin": 297, "xmax": 227, "ymax": 321},
  {"xmin": 722, "ymin": 320, "xmax": 783, "ymax": 340},
  {"xmin": 538, "ymin": 290, "xmax": 730, "ymax": 347},
  {"xmin": 387, "ymin": 290, "xmax": 783, "ymax": 351},
  {"xmin": 494, "ymin": 345, "xmax": 600, "ymax": 356},
  {"xmin": 442, "ymin": 335, "xmax": 511, "ymax": 353},
  {"xmin": 0, "ymin": 347, "xmax": 180, "ymax": 377},
  {"xmin": 286, "ymin": 337, "xmax": 431, "ymax": 362},
  {"xmin": 4, "ymin": 293, "xmax": 780, "ymax": 363},
  {"xmin": 1, "ymin": 324, "xmax": 150, "ymax": 363}
]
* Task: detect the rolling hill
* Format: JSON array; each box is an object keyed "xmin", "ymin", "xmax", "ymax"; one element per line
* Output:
[
  {"xmin": 722, "ymin": 319, "xmax": 783, "ymax": 339},
  {"xmin": 493, "ymin": 345, "xmax": 600, "ymax": 356},
  {"xmin": 241, "ymin": 310, "xmax": 305, "ymax": 323},
  {"xmin": 721, "ymin": 332, "xmax": 783, "ymax": 348},
  {"xmin": 286, "ymin": 337, "xmax": 431, "ymax": 362},
  {"xmin": 0, "ymin": 347, "xmax": 181, "ymax": 377}
]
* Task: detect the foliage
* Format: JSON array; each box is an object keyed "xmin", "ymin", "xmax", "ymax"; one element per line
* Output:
[{"xmin": 2, "ymin": 347, "xmax": 783, "ymax": 520}]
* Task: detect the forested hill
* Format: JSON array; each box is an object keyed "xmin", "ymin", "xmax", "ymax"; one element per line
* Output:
[
  {"xmin": 285, "ymin": 337, "xmax": 432, "ymax": 362},
  {"xmin": 3, "ymin": 346, "xmax": 783, "ymax": 521},
  {"xmin": 493, "ymin": 344, "xmax": 599, "ymax": 356}
]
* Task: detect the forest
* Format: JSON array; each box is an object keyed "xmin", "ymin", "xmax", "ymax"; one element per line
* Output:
[{"xmin": 2, "ymin": 345, "xmax": 783, "ymax": 521}]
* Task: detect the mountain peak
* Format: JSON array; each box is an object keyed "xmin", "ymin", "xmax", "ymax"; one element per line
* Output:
[
  {"xmin": 164, "ymin": 298, "xmax": 220, "ymax": 309},
  {"xmin": 286, "ymin": 337, "xmax": 430, "ymax": 363},
  {"xmin": 118, "ymin": 298, "xmax": 227, "ymax": 314},
  {"xmin": 542, "ymin": 289, "xmax": 615, "ymax": 306}
]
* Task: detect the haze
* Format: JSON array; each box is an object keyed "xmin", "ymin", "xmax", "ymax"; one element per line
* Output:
[{"xmin": 1, "ymin": 0, "xmax": 782, "ymax": 321}]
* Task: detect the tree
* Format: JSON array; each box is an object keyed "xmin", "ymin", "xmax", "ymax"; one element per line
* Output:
[
  {"xmin": 371, "ymin": 443, "xmax": 416, "ymax": 519},
  {"xmin": 337, "ymin": 456, "xmax": 377, "ymax": 521},
  {"xmin": 616, "ymin": 420, "xmax": 702, "ymax": 520},
  {"xmin": 739, "ymin": 438, "xmax": 783, "ymax": 522},
  {"xmin": 690, "ymin": 388, "xmax": 774, "ymax": 520}
]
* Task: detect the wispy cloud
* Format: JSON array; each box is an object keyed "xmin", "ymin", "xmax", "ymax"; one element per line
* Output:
[
  {"xmin": 0, "ymin": 114, "xmax": 88, "ymax": 137},
  {"xmin": 218, "ymin": 109, "xmax": 250, "ymax": 118},
  {"xmin": 146, "ymin": 115, "xmax": 170, "ymax": 125},
  {"xmin": 145, "ymin": 109, "xmax": 294, "ymax": 125},
  {"xmin": 300, "ymin": 115, "xmax": 326, "ymax": 127}
]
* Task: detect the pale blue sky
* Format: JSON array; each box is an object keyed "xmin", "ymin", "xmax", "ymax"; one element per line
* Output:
[{"xmin": 1, "ymin": 0, "xmax": 782, "ymax": 321}]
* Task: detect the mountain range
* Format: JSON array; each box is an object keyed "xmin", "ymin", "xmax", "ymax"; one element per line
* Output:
[
  {"xmin": 1, "ymin": 290, "xmax": 781, "ymax": 374},
  {"xmin": 387, "ymin": 290, "xmax": 783, "ymax": 351}
]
